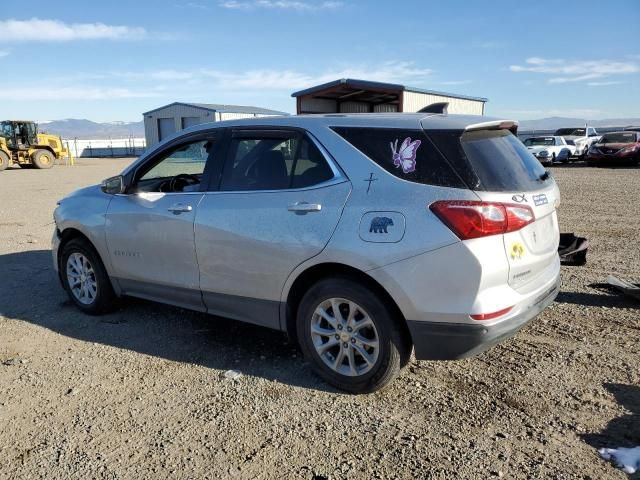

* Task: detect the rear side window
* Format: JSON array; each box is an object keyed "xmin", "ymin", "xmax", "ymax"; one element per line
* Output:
[
  {"xmin": 331, "ymin": 127, "xmax": 465, "ymax": 188},
  {"xmin": 428, "ymin": 129, "xmax": 551, "ymax": 192},
  {"xmin": 221, "ymin": 132, "xmax": 334, "ymax": 191}
]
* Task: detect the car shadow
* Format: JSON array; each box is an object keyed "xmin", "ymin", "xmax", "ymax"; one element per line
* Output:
[
  {"xmin": 582, "ymin": 383, "xmax": 640, "ymax": 478},
  {"xmin": 0, "ymin": 249, "xmax": 337, "ymax": 393},
  {"xmin": 555, "ymin": 290, "xmax": 639, "ymax": 309}
]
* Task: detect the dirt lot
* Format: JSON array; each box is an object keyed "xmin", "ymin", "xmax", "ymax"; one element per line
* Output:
[{"xmin": 0, "ymin": 158, "xmax": 638, "ymax": 479}]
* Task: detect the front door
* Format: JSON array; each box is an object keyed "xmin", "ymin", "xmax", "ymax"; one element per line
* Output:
[
  {"xmin": 105, "ymin": 135, "xmax": 219, "ymax": 310},
  {"xmin": 195, "ymin": 129, "xmax": 351, "ymax": 329}
]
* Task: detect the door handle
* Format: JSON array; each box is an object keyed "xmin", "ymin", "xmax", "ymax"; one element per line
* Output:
[
  {"xmin": 168, "ymin": 203, "xmax": 193, "ymax": 214},
  {"xmin": 287, "ymin": 202, "xmax": 322, "ymax": 213}
]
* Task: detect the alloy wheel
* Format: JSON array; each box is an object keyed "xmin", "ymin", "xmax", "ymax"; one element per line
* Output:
[
  {"xmin": 66, "ymin": 252, "xmax": 98, "ymax": 305},
  {"xmin": 310, "ymin": 298, "xmax": 380, "ymax": 377}
]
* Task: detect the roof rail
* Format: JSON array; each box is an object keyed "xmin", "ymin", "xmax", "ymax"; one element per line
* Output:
[{"xmin": 418, "ymin": 102, "xmax": 449, "ymax": 115}]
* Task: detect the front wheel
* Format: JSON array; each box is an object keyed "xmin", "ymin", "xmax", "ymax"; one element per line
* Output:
[
  {"xmin": 60, "ymin": 238, "xmax": 116, "ymax": 314},
  {"xmin": 296, "ymin": 278, "xmax": 411, "ymax": 393},
  {"xmin": 0, "ymin": 151, "xmax": 9, "ymax": 171},
  {"xmin": 31, "ymin": 149, "xmax": 55, "ymax": 169}
]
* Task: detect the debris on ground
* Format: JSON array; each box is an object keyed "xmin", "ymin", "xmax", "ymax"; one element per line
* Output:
[
  {"xmin": 558, "ymin": 233, "xmax": 588, "ymax": 265},
  {"xmin": 599, "ymin": 446, "xmax": 640, "ymax": 474},
  {"xmin": 606, "ymin": 275, "xmax": 640, "ymax": 302},
  {"xmin": 223, "ymin": 370, "xmax": 242, "ymax": 380}
]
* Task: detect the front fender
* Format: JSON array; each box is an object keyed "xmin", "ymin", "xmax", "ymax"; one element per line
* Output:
[{"xmin": 54, "ymin": 185, "xmax": 116, "ymax": 282}]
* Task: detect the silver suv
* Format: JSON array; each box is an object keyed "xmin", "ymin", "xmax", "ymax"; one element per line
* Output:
[{"xmin": 52, "ymin": 114, "xmax": 561, "ymax": 393}]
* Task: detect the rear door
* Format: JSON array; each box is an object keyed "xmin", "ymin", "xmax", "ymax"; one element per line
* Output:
[
  {"xmin": 194, "ymin": 128, "xmax": 351, "ymax": 329},
  {"xmin": 427, "ymin": 126, "xmax": 560, "ymax": 291}
]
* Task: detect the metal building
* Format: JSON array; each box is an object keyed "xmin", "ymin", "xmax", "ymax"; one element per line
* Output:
[
  {"xmin": 143, "ymin": 102, "xmax": 288, "ymax": 146},
  {"xmin": 292, "ymin": 78, "xmax": 487, "ymax": 116}
]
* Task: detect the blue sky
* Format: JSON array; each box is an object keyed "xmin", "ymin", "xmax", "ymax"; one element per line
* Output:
[{"xmin": 1, "ymin": 0, "xmax": 638, "ymax": 122}]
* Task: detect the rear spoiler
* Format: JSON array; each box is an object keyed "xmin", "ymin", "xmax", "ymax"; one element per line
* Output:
[{"xmin": 465, "ymin": 120, "xmax": 518, "ymax": 135}]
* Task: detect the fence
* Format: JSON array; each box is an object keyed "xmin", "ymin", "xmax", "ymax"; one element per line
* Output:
[{"xmin": 64, "ymin": 137, "xmax": 146, "ymax": 158}]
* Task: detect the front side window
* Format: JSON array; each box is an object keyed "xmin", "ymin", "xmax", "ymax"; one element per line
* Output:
[
  {"xmin": 133, "ymin": 137, "xmax": 217, "ymax": 193},
  {"xmin": 141, "ymin": 140, "xmax": 210, "ymax": 181},
  {"xmin": 221, "ymin": 132, "xmax": 334, "ymax": 191}
]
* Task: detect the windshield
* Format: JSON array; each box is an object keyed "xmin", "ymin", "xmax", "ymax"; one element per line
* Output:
[
  {"xmin": 0, "ymin": 121, "xmax": 12, "ymax": 138},
  {"xmin": 555, "ymin": 128, "xmax": 585, "ymax": 136},
  {"xmin": 599, "ymin": 132, "xmax": 637, "ymax": 144},
  {"xmin": 524, "ymin": 137, "xmax": 555, "ymax": 146}
]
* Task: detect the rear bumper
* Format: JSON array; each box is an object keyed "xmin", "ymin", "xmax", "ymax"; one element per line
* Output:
[{"xmin": 407, "ymin": 270, "xmax": 560, "ymax": 360}]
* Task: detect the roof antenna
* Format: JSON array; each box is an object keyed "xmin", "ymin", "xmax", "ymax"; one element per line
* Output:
[{"xmin": 418, "ymin": 102, "xmax": 449, "ymax": 115}]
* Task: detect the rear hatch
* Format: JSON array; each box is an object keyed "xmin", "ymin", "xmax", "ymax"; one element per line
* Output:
[{"xmin": 425, "ymin": 122, "xmax": 560, "ymax": 291}]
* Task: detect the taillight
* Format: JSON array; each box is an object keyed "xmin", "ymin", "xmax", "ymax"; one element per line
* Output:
[
  {"xmin": 470, "ymin": 306, "xmax": 513, "ymax": 321},
  {"xmin": 430, "ymin": 201, "xmax": 535, "ymax": 240}
]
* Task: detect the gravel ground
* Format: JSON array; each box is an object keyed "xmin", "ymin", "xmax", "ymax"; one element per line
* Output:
[{"xmin": 0, "ymin": 159, "xmax": 638, "ymax": 480}]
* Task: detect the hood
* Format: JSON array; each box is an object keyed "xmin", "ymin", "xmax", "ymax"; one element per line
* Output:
[{"xmin": 59, "ymin": 184, "xmax": 103, "ymax": 202}]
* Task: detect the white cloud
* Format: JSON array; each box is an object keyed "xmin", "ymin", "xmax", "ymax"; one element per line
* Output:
[
  {"xmin": 0, "ymin": 18, "xmax": 146, "ymax": 42},
  {"xmin": 0, "ymin": 86, "xmax": 160, "ymax": 100},
  {"xmin": 200, "ymin": 61, "xmax": 433, "ymax": 90},
  {"xmin": 219, "ymin": 0, "xmax": 343, "ymax": 11},
  {"xmin": 509, "ymin": 57, "xmax": 640, "ymax": 83},
  {"xmin": 587, "ymin": 80, "xmax": 625, "ymax": 87}
]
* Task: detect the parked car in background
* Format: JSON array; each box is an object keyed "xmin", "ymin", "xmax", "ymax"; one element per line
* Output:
[
  {"xmin": 554, "ymin": 127, "xmax": 600, "ymax": 158},
  {"xmin": 523, "ymin": 136, "xmax": 573, "ymax": 165},
  {"xmin": 52, "ymin": 114, "xmax": 561, "ymax": 393},
  {"xmin": 586, "ymin": 131, "xmax": 640, "ymax": 166}
]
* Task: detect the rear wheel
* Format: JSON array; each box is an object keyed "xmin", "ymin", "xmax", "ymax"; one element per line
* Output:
[
  {"xmin": 296, "ymin": 278, "xmax": 411, "ymax": 393},
  {"xmin": 60, "ymin": 238, "xmax": 116, "ymax": 315},
  {"xmin": 0, "ymin": 151, "xmax": 9, "ymax": 171},
  {"xmin": 31, "ymin": 149, "xmax": 55, "ymax": 169}
]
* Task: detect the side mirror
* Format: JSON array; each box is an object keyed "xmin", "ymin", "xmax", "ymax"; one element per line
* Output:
[{"xmin": 101, "ymin": 175, "xmax": 125, "ymax": 195}]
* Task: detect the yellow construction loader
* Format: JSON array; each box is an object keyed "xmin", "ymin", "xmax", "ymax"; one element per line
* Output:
[{"xmin": 0, "ymin": 120, "xmax": 73, "ymax": 171}]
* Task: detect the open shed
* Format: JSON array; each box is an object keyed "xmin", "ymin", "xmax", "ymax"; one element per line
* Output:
[{"xmin": 292, "ymin": 78, "xmax": 487, "ymax": 116}]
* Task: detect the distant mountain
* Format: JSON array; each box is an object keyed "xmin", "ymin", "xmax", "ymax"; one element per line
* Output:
[
  {"xmin": 518, "ymin": 117, "xmax": 640, "ymax": 131},
  {"xmin": 38, "ymin": 119, "xmax": 144, "ymax": 139}
]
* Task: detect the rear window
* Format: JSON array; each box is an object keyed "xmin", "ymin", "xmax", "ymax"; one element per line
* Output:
[
  {"xmin": 331, "ymin": 127, "xmax": 465, "ymax": 188},
  {"xmin": 428, "ymin": 129, "xmax": 551, "ymax": 192}
]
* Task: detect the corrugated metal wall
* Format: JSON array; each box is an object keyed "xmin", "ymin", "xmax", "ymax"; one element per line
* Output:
[
  {"xmin": 339, "ymin": 102, "xmax": 369, "ymax": 113},
  {"xmin": 300, "ymin": 98, "xmax": 337, "ymax": 113},
  {"xmin": 144, "ymin": 105, "xmax": 283, "ymax": 146},
  {"xmin": 219, "ymin": 112, "xmax": 266, "ymax": 121},
  {"xmin": 144, "ymin": 105, "xmax": 216, "ymax": 146},
  {"xmin": 403, "ymin": 91, "xmax": 484, "ymax": 115},
  {"xmin": 373, "ymin": 103, "xmax": 398, "ymax": 113}
]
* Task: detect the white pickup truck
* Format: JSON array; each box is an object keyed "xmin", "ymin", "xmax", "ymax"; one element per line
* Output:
[
  {"xmin": 554, "ymin": 127, "xmax": 601, "ymax": 158},
  {"xmin": 523, "ymin": 136, "xmax": 575, "ymax": 165}
]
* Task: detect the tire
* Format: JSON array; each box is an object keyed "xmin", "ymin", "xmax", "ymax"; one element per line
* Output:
[
  {"xmin": 296, "ymin": 277, "xmax": 411, "ymax": 393},
  {"xmin": 0, "ymin": 151, "xmax": 9, "ymax": 171},
  {"xmin": 31, "ymin": 149, "xmax": 55, "ymax": 169},
  {"xmin": 60, "ymin": 238, "xmax": 116, "ymax": 315}
]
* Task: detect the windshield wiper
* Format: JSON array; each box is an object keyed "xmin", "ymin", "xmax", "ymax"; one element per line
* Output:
[{"xmin": 538, "ymin": 170, "xmax": 550, "ymax": 181}]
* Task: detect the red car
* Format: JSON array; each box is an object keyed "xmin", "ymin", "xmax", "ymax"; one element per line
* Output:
[{"xmin": 586, "ymin": 131, "xmax": 640, "ymax": 166}]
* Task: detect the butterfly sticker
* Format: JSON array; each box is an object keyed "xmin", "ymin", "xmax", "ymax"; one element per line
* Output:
[{"xmin": 390, "ymin": 137, "xmax": 421, "ymax": 174}]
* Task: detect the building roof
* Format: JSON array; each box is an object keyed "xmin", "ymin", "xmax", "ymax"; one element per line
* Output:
[
  {"xmin": 291, "ymin": 78, "xmax": 488, "ymax": 103},
  {"xmin": 143, "ymin": 102, "xmax": 289, "ymax": 116}
]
